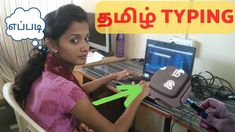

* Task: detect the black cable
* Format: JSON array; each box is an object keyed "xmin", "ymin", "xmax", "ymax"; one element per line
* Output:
[
  {"xmin": 191, "ymin": 71, "xmax": 234, "ymax": 100},
  {"xmin": 213, "ymin": 76, "xmax": 235, "ymax": 100},
  {"xmin": 202, "ymin": 71, "xmax": 215, "ymax": 86},
  {"xmin": 216, "ymin": 76, "xmax": 234, "ymax": 93},
  {"xmin": 191, "ymin": 73, "xmax": 212, "ymax": 98},
  {"xmin": 199, "ymin": 71, "xmax": 216, "ymax": 97},
  {"xmin": 220, "ymin": 77, "xmax": 234, "ymax": 91},
  {"xmin": 170, "ymin": 110, "xmax": 194, "ymax": 132}
]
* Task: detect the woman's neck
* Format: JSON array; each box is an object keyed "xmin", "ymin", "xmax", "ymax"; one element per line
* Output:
[{"xmin": 53, "ymin": 55, "xmax": 75, "ymax": 72}]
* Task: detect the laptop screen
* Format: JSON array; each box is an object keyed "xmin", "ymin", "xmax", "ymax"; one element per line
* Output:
[{"xmin": 143, "ymin": 39, "xmax": 196, "ymax": 78}]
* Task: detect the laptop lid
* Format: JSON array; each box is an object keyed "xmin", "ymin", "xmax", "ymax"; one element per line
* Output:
[{"xmin": 143, "ymin": 39, "xmax": 196, "ymax": 78}]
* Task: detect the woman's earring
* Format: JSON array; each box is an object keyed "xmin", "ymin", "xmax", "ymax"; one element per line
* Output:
[
  {"xmin": 45, "ymin": 39, "xmax": 49, "ymax": 44},
  {"xmin": 54, "ymin": 49, "xmax": 58, "ymax": 54},
  {"xmin": 49, "ymin": 49, "xmax": 58, "ymax": 54}
]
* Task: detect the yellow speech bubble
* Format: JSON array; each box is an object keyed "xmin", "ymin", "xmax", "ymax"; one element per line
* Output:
[{"xmin": 95, "ymin": 1, "xmax": 235, "ymax": 34}]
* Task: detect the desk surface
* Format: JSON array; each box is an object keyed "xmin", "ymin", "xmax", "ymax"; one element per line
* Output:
[{"xmin": 78, "ymin": 60, "xmax": 235, "ymax": 131}]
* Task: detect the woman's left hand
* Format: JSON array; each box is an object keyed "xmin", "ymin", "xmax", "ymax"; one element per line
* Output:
[
  {"xmin": 112, "ymin": 69, "xmax": 130, "ymax": 81},
  {"xmin": 78, "ymin": 123, "xmax": 94, "ymax": 132}
]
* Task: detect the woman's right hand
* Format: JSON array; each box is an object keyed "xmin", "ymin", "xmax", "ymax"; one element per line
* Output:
[{"xmin": 138, "ymin": 81, "xmax": 150, "ymax": 98}]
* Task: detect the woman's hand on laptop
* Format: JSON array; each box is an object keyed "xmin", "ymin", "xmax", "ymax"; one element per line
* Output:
[
  {"xmin": 112, "ymin": 69, "xmax": 130, "ymax": 81},
  {"xmin": 138, "ymin": 81, "xmax": 150, "ymax": 98}
]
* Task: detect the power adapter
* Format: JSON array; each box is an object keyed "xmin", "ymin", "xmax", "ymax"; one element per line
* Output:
[{"xmin": 215, "ymin": 90, "xmax": 235, "ymax": 100}]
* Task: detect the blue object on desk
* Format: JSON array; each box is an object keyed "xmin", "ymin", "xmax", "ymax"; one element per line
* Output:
[{"xmin": 186, "ymin": 98, "xmax": 208, "ymax": 119}]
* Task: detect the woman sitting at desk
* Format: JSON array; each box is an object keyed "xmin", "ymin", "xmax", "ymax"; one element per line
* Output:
[{"xmin": 12, "ymin": 4, "xmax": 150, "ymax": 132}]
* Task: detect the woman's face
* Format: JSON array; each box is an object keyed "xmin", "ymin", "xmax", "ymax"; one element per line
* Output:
[{"xmin": 55, "ymin": 21, "xmax": 90, "ymax": 67}]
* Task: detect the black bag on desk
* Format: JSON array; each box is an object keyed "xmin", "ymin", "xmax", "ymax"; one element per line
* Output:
[{"xmin": 149, "ymin": 66, "xmax": 191, "ymax": 108}]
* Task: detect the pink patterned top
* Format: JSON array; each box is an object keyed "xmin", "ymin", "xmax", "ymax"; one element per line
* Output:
[{"xmin": 25, "ymin": 69, "xmax": 87, "ymax": 132}]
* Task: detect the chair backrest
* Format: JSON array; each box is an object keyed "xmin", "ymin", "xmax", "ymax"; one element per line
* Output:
[
  {"xmin": 0, "ymin": 77, "xmax": 5, "ymax": 104},
  {"xmin": 3, "ymin": 83, "xmax": 46, "ymax": 132}
]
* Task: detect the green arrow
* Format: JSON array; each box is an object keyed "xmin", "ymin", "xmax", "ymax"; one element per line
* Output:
[{"xmin": 92, "ymin": 84, "xmax": 142, "ymax": 108}]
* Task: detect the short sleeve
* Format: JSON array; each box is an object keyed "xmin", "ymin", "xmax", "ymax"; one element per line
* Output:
[{"xmin": 60, "ymin": 83, "xmax": 87, "ymax": 113}]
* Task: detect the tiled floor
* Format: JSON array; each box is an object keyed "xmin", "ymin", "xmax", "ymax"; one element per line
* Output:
[{"xmin": 0, "ymin": 102, "xmax": 18, "ymax": 132}]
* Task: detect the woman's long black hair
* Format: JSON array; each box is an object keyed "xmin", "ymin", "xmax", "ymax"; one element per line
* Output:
[{"xmin": 13, "ymin": 4, "xmax": 88, "ymax": 107}]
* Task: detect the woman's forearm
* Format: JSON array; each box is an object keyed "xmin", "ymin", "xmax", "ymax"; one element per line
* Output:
[
  {"xmin": 82, "ymin": 74, "xmax": 115, "ymax": 93},
  {"xmin": 114, "ymin": 94, "xmax": 145, "ymax": 132}
]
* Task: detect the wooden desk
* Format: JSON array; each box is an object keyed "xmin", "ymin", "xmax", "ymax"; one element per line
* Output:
[
  {"xmin": 74, "ymin": 58, "xmax": 235, "ymax": 132},
  {"xmin": 73, "ymin": 58, "xmax": 172, "ymax": 132},
  {"xmin": 73, "ymin": 58, "xmax": 204, "ymax": 132}
]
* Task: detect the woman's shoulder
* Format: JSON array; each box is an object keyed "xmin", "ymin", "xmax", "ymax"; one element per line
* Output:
[
  {"xmin": 41, "ymin": 70, "xmax": 81, "ymax": 92},
  {"xmin": 41, "ymin": 70, "xmax": 87, "ymax": 112}
]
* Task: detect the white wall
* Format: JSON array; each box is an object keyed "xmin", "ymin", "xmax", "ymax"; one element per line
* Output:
[{"xmin": 189, "ymin": 33, "xmax": 235, "ymax": 86}]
